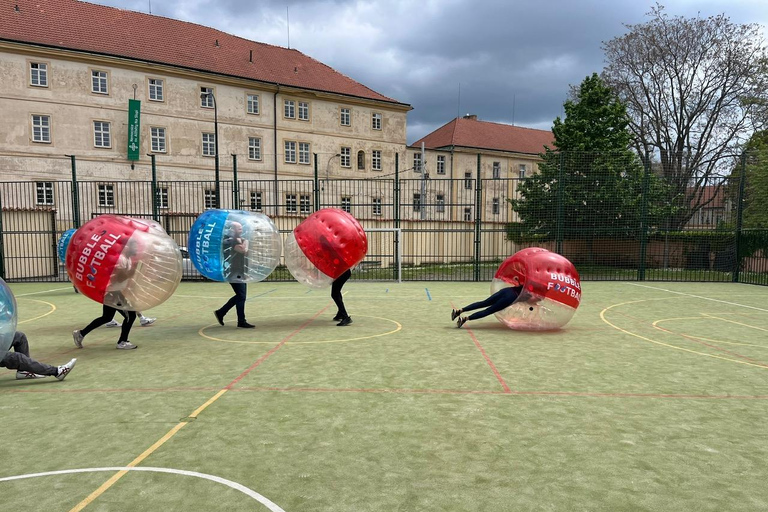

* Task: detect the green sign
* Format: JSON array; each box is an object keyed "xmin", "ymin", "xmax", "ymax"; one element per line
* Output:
[{"xmin": 127, "ymin": 99, "xmax": 141, "ymax": 161}]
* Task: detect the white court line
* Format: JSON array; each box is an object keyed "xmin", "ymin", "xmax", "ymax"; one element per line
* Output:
[
  {"xmin": 0, "ymin": 466, "xmax": 286, "ymax": 512},
  {"xmin": 627, "ymin": 283, "xmax": 768, "ymax": 313},
  {"xmin": 14, "ymin": 287, "xmax": 72, "ymax": 297}
]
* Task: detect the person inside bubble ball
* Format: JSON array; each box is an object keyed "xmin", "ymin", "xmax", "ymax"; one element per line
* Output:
[
  {"xmin": 214, "ymin": 220, "xmax": 255, "ymax": 328},
  {"xmin": 73, "ymin": 241, "xmax": 140, "ymax": 350},
  {"xmin": 452, "ymin": 276, "xmax": 531, "ymax": 328},
  {"xmin": 2, "ymin": 331, "xmax": 76, "ymax": 380},
  {"xmin": 331, "ymin": 269, "xmax": 352, "ymax": 326}
]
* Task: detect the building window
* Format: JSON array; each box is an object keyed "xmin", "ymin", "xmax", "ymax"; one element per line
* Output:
[
  {"xmin": 98, "ymin": 184, "xmax": 115, "ymax": 207},
  {"xmin": 493, "ymin": 161, "xmax": 501, "ymax": 179},
  {"xmin": 156, "ymin": 187, "xmax": 169, "ymax": 209},
  {"xmin": 286, "ymin": 194, "xmax": 297, "ymax": 213},
  {"xmin": 31, "ymin": 115, "xmax": 51, "ymax": 143},
  {"xmin": 372, "ymin": 150, "xmax": 382, "ymax": 171},
  {"xmin": 93, "ymin": 121, "xmax": 111, "ymax": 148},
  {"xmin": 91, "ymin": 70, "xmax": 108, "ymax": 94},
  {"xmin": 250, "ymin": 191, "xmax": 263, "ymax": 211},
  {"xmin": 299, "ymin": 142, "xmax": 311, "ymax": 165},
  {"xmin": 248, "ymin": 137, "xmax": 262, "ymax": 160},
  {"xmin": 340, "ymin": 146, "xmax": 351, "ymax": 167},
  {"xmin": 464, "ymin": 172, "xmax": 473, "ymax": 189},
  {"xmin": 437, "ymin": 155, "xmax": 445, "ymax": 174},
  {"xmin": 36, "ymin": 182, "xmax": 54, "ymax": 205},
  {"xmin": 247, "ymin": 94, "xmax": 259, "ymax": 114},
  {"xmin": 30, "ymin": 62, "xmax": 48, "ymax": 87},
  {"xmin": 413, "ymin": 193, "xmax": 422, "ymax": 212},
  {"xmin": 284, "ymin": 99, "xmax": 295, "ymax": 119},
  {"xmin": 148, "ymin": 78, "xmax": 164, "ymax": 101},
  {"xmin": 464, "ymin": 208, "xmax": 472, "ymax": 222},
  {"xmin": 436, "ymin": 194, "xmax": 445, "ymax": 213},
  {"xmin": 204, "ymin": 189, "xmax": 216, "ymax": 209},
  {"xmin": 492, "ymin": 197, "xmax": 500, "ymax": 215},
  {"xmin": 284, "ymin": 141, "xmax": 297, "ymax": 163},
  {"xmin": 300, "ymin": 194, "xmax": 311, "ymax": 214},
  {"xmin": 372, "ymin": 112, "xmax": 382, "ymax": 130},
  {"xmin": 519, "ymin": 164, "xmax": 527, "ymax": 179},
  {"xmin": 202, "ymin": 133, "xmax": 215, "ymax": 156},
  {"xmin": 298, "ymin": 101, "xmax": 309, "ymax": 121},
  {"xmin": 150, "ymin": 127, "xmax": 166, "ymax": 153},
  {"xmin": 200, "ymin": 87, "xmax": 214, "ymax": 108},
  {"xmin": 357, "ymin": 150, "xmax": 366, "ymax": 170},
  {"xmin": 341, "ymin": 196, "xmax": 351, "ymax": 213},
  {"xmin": 372, "ymin": 197, "xmax": 382, "ymax": 216},
  {"xmin": 340, "ymin": 107, "xmax": 351, "ymax": 126},
  {"xmin": 413, "ymin": 153, "xmax": 422, "ymax": 173}
]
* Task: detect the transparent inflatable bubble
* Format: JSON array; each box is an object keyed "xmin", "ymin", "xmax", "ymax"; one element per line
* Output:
[
  {"xmin": 284, "ymin": 232, "xmax": 334, "ymax": 289},
  {"xmin": 491, "ymin": 278, "xmax": 577, "ymax": 331},
  {"xmin": 188, "ymin": 210, "xmax": 282, "ymax": 283},
  {"xmin": 0, "ymin": 277, "xmax": 17, "ymax": 360},
  {"xmin": 67, "ymin": 215, "xmax": 182, "ymax": 311}
]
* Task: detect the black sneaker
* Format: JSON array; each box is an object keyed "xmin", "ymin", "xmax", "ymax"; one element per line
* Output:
[
  {"xmin": 337, "ymin": 317, "xmax": 352, "ymax": 327},
  {"xmin": 214, "ymin": 310, "xmax": 225, "ymax": 326},
  {"xmin": 456, "ymin": 317, "xmax": 467, "ymax": 328},
  {"xmin": 451, "ymin": 309, "xmax": 461, "ymax": 321},
  {"xmin": 333, "ymin": 313, "xmax": 344, "ymax": 321},
  {"xmin": 237, "ymin": 321, "xmax": 256, "ymax": 329}
]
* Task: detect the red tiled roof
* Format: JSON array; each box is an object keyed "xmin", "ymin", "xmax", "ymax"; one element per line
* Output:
[
  {"xmin": 412, "ymin": 117, "xmax": 553, "ymax": 155},
  {"xmin": 1, "ymin": 0, "xmax": 408, "ymax": 107}
]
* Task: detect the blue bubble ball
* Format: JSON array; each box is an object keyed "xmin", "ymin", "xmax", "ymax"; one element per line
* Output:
[{"xmin": 57, "ymin": 228, "xmax": 76, "ymax": 264}]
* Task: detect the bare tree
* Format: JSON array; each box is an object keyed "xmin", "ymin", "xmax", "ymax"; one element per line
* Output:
[{"xmin": 601, "ymin": 4, "xmax": 768, "ymax": 229}]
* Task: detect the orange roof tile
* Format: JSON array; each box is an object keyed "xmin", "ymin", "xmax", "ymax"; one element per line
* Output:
[
  {"xmin": 412, "ymin": 117, "xmax": 553, "ymax": 155},
  {"xmin": 1, "ymin": 0, "xmax": 408, "ymax": 107}
]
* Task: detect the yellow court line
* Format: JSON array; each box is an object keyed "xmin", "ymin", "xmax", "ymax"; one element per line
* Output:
[
  {"xmin": 17, "ymin": 299, "xmax": 56, "ymax": 324},
  {"xmin": 68, "ymin": 390, "xmax": 229, "ymax": 512},
  {"xmin": 652, "ymin": 317, "xmax": 764, "ymax": 347},
  {"xmin": 600, "ymin": 299, "xmax": 768, "ymax": 369},
  {"xmin": 700, "ymin": 313, "xmax": 768, "ymax": 333}
]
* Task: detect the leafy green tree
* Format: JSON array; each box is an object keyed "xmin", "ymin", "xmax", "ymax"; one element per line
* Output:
[{"xmin": 509, "ymin": 73, "xmax": 672, "ymax": 260}]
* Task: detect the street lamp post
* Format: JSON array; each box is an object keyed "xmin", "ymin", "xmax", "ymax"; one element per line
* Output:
[{"xmin": 201, "ymin": 90, "xmax": 220, "ymax": 208}]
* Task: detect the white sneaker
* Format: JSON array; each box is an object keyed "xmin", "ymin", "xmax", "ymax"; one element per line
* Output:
[
  {"xmin": 56, "ymin": 358, "xmax": 77, "ymax": 381},
  {"xmin": 105, "ymin": 320, "xmax": 121, "ymax": 328},
  {"xmin": 116, "ymin": 341, "xmax": 137, "ymax": 350},
  {"xmin": 16, "ymin": 371, "xmax": 48, "ymax": 379},
  {"xmin": 140, "ymin": 317, "xmax": 156, "ymax": 326},
  {"xmin": 72, "ymin": 330, "xmax": 84, "ymax": 349}
]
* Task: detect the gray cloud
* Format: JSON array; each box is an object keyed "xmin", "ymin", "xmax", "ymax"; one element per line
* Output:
[{"xmin": 96, "ymin": 0, "xmax": 768, "ymax": 142}]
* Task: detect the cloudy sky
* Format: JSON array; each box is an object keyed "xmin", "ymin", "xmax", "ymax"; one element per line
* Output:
[{"xmin": 92, "ymin": 0, "xmax": 767, "ymax": 144}]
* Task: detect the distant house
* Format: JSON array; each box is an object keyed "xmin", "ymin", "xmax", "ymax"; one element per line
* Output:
[{"xmin": 686, "ymin": 185, "xmax": 731, "ymax": 228}]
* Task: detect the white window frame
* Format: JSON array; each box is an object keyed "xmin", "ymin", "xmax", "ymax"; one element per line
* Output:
[
  {"xmin": 150, "ymin": 127, "xmax": 166, "ymax": 153},
  {"xmin": 91, "ymin": 70, "xmax": 108, "ymax": 95},
  {"xmin": 246, "ymin": 94, "xmax": 260, "ymax": 115},
  {"xmin": 492, "ymin": 197, "xmax": 500, "ymax": 215},
  {"xmin": 464, "ymin": 207, "xmax": 472, "ymax": 222},
  {"xmin": 204, "ymin": 189, "xmax": 216, "ymax": 209},
  {"xmin": 284, "ymin": 99, "xmax": 295, "ymax": 119},
  {"xmin": 413, "ymin": 153, "xmax": 422, "ymax": 173},
  {"xmin": 341, "ymin": 196, "xmax": 351, "ymax": 213},
  {"xmin": 300, "ymin": 194, "xmax": 311, "ymax": 214},
  {"xmin": 93, "ymin": 121, "xmax": 111, "ymax": 148},
  {"xmin": 248, "ymin": 137, "xmax": 262, "ymax": 161},
  {"xmin": 98, "ymin": 184, "xmax": 115, "ymax": 207},
  {"xmin": 340, "ymin": 107, "xmax": 351, "ymax": 127},
  {"xmin": 284, "ymin": 141, "xmax": 297, "ymax": 164},
  {"xmin": 202, "ymin": 132, "xmax": 215, "ymax": 157},
  {"xmin": 156, "ymin": 187, "xmax": 169, "ymax": 209},
  {"xmin": 250, "ymin": 191, "xmax": 263, "ymax": 211},
  {"xmin": 36, "ymin": 181, "xmax": 54, "ymax": 206},
  {"xmin": 464, "ymin": 172, "xmax": 473, "ymax": 190},
  {"xmin": 493, "ymin": 161, "xmax": 501, "ymax": 179},
  {"xmin": 372, "ymin": 112, "xmax": 382, "ymax": 130},
  {"xmin": 413, "ymin": 193, "xmax": 422, "ymax": 212},
  {"xmin": 340, "ymin": 146, "xmax": 351, "ymax": 168},
  {"xmin": 519, "ymin": 164, "xmax": 527, "ymax": 179},
  {"xmin": 285, "ymin": 194, "xmax": 297, "ymax": 213},
  {"xmin": 148, "ymin": 78, "xmax": 164, "ymax": 102},
  {"xmin": 372, "ymin": 197, "xmax": 382, "ymax": 216},
  {"xmin": 298, "ymin": 142, "xmax": 311, "ymax": 165},
  {"xmin": 436, "ymin": 194, "xmax": 445, "ymax": 213},
  {"xmin": 298, "ymin": 101, "xmax": 309, "ymax": 121},
  {"xmin": 200, "ymin": 87, "xmax": 214, "ymax": 108},
  {"xmin": 437, "ymin": 155, "xmax": 445, "ymax": 174},
  {"xmin": 31, "ymin": 114, "xmax": 51, "ymax": 143},
  {"xmin": 30, "ymin": 62, "xmax": 48, "ymax": 87},
  {"xmin": 372, "ymin": 150, "xmax": 382, "ymax": 171}
]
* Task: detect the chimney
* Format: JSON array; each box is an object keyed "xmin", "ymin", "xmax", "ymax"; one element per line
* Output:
[{"xmin": 463, "ymin": 114, "xmax": 477, "ymax": 121}]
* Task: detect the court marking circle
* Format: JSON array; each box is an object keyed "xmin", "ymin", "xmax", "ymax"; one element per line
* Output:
[
  {"xmin": 0, "ymin": 466, "xmax": 285, "ymax": 512},
  {"xmin": 17, "ymin": 298, "xmax": 56, "ymax": 324},
  {"xmin": 198, "ymin": 312, "xmax": 401, "ymax": 344}
]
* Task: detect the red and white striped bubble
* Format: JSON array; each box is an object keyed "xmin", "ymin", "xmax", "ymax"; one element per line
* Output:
[
  {"xmin": 491, "ymin": 248, "xmax": 581, "ymax": 330},
  {"xmin": 66, "ymin": 215, "xmax": 182, "ymax": 311}
]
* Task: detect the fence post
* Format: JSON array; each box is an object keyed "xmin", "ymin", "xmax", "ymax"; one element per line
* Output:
[
  {"xmin": 394, "ymin": 153, "xmax": 400, "ymax": 281},
  {"xmin": 66, "ymin": 155, "xmax": 81, "ymax": 228},
  {"xmin": 231, "ymin": 154, "xmax": 239, "ymax": 210},
  {"xmin": 556, "ymin": 152, "xmax": 564, "ymax": 254},
  {"xmin": 638, "ymin": 152, "xmax": 651, "ymax": 281},
  {"xmin": 313, "ymin": 153, "xmax": 320, "ymax": 211},
  {"xmin": 148, "ymin": 153, "xmax": 159, "ymax": 222},
  {"xmin": 733, "ymin": 152, "xmax": 747, "ymax": 283},
  {"xmin": 474, "ymin": 154, "xmax": 482, "ymax": 281}
]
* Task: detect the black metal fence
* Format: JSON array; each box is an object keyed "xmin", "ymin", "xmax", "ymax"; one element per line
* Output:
[{"xmin": 1, "ymin": 151, "xmax": 766, "ymax": 284}]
